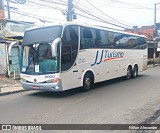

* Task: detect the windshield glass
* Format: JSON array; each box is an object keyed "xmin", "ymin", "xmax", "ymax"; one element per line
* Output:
[
  {"xmin": 23, "ymin": 26, "xmax": 62, "ymax": 45},
  {"xmin": 21, "ymin": 43, "xmax": 59, "ymax": 75},
  {"xmin": 21, "ymin": 26, "xmax": 62, "ymax": 75}
]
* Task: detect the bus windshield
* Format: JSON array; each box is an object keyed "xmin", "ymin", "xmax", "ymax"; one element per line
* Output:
[
  {"xmin": 21, "ymin": 26, "xmax": 62, "ymax": 75},
  {"xmin": 21, "ymin": 43, "xmax": 59, "ymax": 75}
]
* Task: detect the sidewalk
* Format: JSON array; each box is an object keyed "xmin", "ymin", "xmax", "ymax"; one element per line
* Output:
[
  {"xmin": 0, "ymin": 77, "xmax": 25, "ymax": 96},
  {"xmin": 147, "ymin": 64, "xmax": 160, "ymax": 68}
]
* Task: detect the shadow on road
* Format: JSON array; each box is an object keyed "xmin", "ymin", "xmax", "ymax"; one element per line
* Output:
[
  {"xmin": 94, "ymin": 74, "xmax": 146, "ymax": 89},
  {"xmin": 27, "ymin": 87, "xmax": 83, "ymax": 98},
  {"xmin": 27, "ymin": 74, "xmax": 147, "ymax": 98}
]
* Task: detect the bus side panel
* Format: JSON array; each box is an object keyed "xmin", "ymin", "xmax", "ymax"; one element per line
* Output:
[{"xmin": 61, "ymin": 48, "xmax": 147, "ymax": 91}]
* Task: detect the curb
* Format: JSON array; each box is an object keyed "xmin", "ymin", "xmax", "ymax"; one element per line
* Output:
[
  {"xmin": 0, "ymin": 89, "xmax": 27, "ymax": 96},
  {"xmin": 147, "ymin": 64, "xmax": 160, "ymax": 68}
]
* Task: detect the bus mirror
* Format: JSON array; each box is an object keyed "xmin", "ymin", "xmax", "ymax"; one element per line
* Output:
[
  {"xmin": 8, "ymin": 41, "xmax": 19, "ymax": 56},
  {"xmin": 51, "ymin": 38, "xmax": 61, "ymax": 57}
]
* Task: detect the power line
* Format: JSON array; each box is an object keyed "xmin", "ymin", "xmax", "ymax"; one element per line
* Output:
[
  {"xmin": 74, "ymin": 1, "xmax": 133, "ymax": 29},
  {"xmin": 27, "ymin": 0, "xmax": 66, "ymax": 12},
  {"xmin": 95, "ymin": 0, "xmax": 154, "ymax": 10},
  {"xmin": 75, "ymin": 12, "xmax": 125, "ymax": 31},
  {"xmin": 95, "ymin": 4, "xmax": 154, "ymax": 11},
  {"xmin": 27, "ymin": 0, "xmax": 131, "ymax": 28},
  {"xmin": 6, "ymin": 0, "xmax": 157, "ymax": 30},
  {"xmin": 9, "ymin": 2, "xmax": 129, "ymax": 28},
  {"xmin": 84, "ymin": 0, "xmax": 132, "ymax": 28},
  {"xmin": 38, "ymin": 0, "xmax": 67, "ymax": 6},
  {"xmin": 5, "ymin": 8, "xmax": 65, "ymax": 22},
  {"xmin": 74, "ymin": 3, "xmax": 119, "ymax": 24},
  {"xmin": 74, "ymin": 0, "xmax": 133, "ymax": 28},
  {"xmin": 74, "ymin": 5, "xmax": 129, "ymax": 29}
]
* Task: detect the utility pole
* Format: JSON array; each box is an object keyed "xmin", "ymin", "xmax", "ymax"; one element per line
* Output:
[
  {"xmin": 153, "ymin": 3, "xmax": 160, "ymax": 66},
  {"xmin": 67, "ymin": 0, "xmax": 73, "ymax": 21},
  {"xmin": 153, "ymin": 3, "xmax": 156, "ymax": 66},
  {"xmin": 7, "ymin": 0, "xmax": 11, "ymax": 19},
  {"xmin": 0, "ymin": 0, "xmax": 5, "ymax": 20}
]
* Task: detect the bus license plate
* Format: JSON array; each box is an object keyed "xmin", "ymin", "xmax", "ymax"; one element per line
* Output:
[{"xmin": 32, "ymin": 86, "xmax": 40, "ymax": 89}]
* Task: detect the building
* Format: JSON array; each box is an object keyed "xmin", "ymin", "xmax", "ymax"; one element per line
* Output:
[
  {"xmin": 125, "ymin": 23, "xmax": 160, "ymax": 59},
  {"xmin": 0, "ymin": 19, "xmax": 34, "ymax": 77},
  {"xmin": 0, "ymin": 1, "xmax": 34, "ymax": 77},
  {"xmin": 125, "ymin": 23, "xmax": 160, "ymax": 40}
]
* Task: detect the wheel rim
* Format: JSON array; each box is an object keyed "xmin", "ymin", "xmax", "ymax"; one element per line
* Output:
[
  {"xmin": 127, "ymin": 69, "xmax": 131, "ymax": 79},
  {"xmin": 134, "ymin": 67, "xmax": 138, "ymax": 77},
  {"xmin": 85, "ymin": 77, "xmax": 91, "ymax": 89}
]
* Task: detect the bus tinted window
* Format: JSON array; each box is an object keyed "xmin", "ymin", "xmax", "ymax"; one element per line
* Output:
[
  {"xmin": 61, "ymin": 25, "xmax": 79, "ymax": 71},
  {"xmin": 100, "ymin": 30, "xmax": 109, "ymax": 48},
  {"xmin": 127, "ymin": 36, "xmax": 137, "ymax": 48},
  {"xmin": 94, "ymin": 29, "xmax": 101, "ymax": 48},
  {"xmin": 23, "ymin": 26, "xmax": 62, "ymax": 45},
  {"xmin": 108, "ymin": 32, "xmax": 121, "ymax": 48},
  {"xmin": 134, "ymin": 37, "xmax": 147, "ymax": 49},
  {"xmin": 80, "ymin": 26, "xmax": 147, "ymax": 50},
  {"xmin": 80, "ymin": 27, "xmax": 94, "ymax": 49},
  {"xmin": 80, "ymin": 27, "xmax": 104, "ymax": 49},
  {"xmin": 107, "ymin": 31, "xmax": 147, "ymax": 49}
]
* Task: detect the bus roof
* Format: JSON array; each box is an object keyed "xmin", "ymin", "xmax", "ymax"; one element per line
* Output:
[{"xmin": 26, "ymin": 22, "xmax": 146, "ymax": 38}]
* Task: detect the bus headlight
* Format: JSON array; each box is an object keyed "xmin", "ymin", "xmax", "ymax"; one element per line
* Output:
[{"xmin": 46, "ymin": 78, "xmax": 60, "ymax": 83}]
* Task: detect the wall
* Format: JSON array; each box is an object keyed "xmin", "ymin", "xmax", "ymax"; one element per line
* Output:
[{"xmin": 0, "ymin": 43, "xmax": 7, "ymax": 75}]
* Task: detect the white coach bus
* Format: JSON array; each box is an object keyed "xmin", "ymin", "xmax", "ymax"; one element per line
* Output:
[{"xmin": 19, "ymin": 22, "xmax": 147, "ymax": 92}]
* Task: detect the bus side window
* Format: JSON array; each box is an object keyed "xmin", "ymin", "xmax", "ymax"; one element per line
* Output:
[
  {"xmin": 108, "ymin": 32, "xmax": 117, "ymax": 48},
  {"xmin": 135, "ymin": 37, "xmax": 147, "ymax": 49},
  {"xmin": 100, "ymin": 30, "xmax": 109, "ymax": 48},
  {"xmin": 127, "ymin": 36, "xmax": 137, "ymax": 49},
  {"xmin": 115, "ymin": 34, "xmax": 129, "ymax": 49},
  {"xmin": 95, "ymin": 29, "xmax": 102, "ymax": 48},
  {"xmin": 80, "ymin": 27, "xmax": 94, "ymax": 49}
]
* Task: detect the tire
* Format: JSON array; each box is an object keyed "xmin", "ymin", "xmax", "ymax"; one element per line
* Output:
[
  {"xmin": 126, "ymin": 66, "xmax": 132, "ymax": 80},
  {"xmin": 132, "ymin": 65, "xmax": 138, "ymax": 78},
  {"xmin": 83, "ymin": 73, "xmax": 94, "ymax": 91}
]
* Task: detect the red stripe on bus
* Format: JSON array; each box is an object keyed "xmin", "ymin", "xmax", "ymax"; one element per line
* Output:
[{"xmin": 104, "ymin": 57, "xmax": 123, "ymax": 62}]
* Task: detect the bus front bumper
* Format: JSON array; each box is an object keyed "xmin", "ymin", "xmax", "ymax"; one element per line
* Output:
[{"xmin": 21, "ymin": 81, "xmax": 63, "ymax": 92}]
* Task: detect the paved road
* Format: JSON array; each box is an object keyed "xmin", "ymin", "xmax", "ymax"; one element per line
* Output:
[{"xmin": 0, "ymin": 66, "xmax": 160, "ymax": 125}]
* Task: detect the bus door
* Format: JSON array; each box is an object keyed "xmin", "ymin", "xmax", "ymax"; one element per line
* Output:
[{"xmin": 61, "ymin": 25, "xmax": 80, "ymax": 90}]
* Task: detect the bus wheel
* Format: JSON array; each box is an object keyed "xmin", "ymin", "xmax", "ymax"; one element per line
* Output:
[
  {"xmin": 126, "ymin": 66, "xmax": 132, "ymax": 80},
  {"xmin": 132, "ymin": 65, "xmax": 138, "ymax": 78},
  {"xmin": 83, "ymin": 73, "xmax": 94, "ymax": 91}
]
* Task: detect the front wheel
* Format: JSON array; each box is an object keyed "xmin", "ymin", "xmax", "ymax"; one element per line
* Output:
[{"xmin": 83, "ymin": 73, "xmax": 94, "ymax": 91}]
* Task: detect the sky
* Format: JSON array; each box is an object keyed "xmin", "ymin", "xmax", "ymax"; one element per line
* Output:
[{"xmin": 3, "ymin": 0, "xmax": 160, "ymax": 29}]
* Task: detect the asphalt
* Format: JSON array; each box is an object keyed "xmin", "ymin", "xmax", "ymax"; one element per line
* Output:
[{"xmin": 0, "ymin": 65, "xmax": 160, "ymax": 132}]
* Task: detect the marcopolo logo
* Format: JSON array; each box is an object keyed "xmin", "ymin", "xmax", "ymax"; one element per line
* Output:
[{"xmin": 91, "ymin": 50, "xmax": 124, "ymax": 66}]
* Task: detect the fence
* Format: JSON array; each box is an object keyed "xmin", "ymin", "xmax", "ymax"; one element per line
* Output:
[{"xmin": 148, "ymin": 57, "xmax": 160, "ymax": 65}]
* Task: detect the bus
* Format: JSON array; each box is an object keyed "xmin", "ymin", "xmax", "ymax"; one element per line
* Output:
[{"xmin": 18, "ymin": 22, "xmax": 147, "ymax": 92}]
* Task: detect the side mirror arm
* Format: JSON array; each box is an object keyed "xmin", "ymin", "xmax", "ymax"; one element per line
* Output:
[
  {"xmin": 8, "ymin": 41, "xmax": 19, "ymax": 56},
  {"xmin": 51, "ymin": 38, "xmax": 61, "ymax": 57}
]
